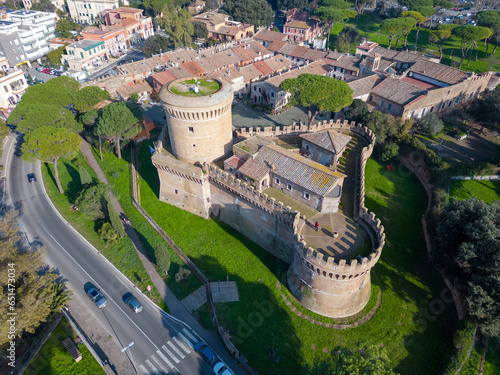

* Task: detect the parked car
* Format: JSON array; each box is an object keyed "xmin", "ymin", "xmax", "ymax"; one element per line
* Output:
[
  {"xmin": 213, "ymin": 362, "xmax": 235, "ymax": 375},
  {"xmin": 194, "ymin": 342, "xmax": 218, "ymax": 365},
  {"xmin": 87, "ymin": 287, "xmax": 107, "ymax": 308},
  {"xmin": 124, "ymin": 294, "xmax": 143, "ymax": 313},
  {"xmin": 27, "ymin": 173, "xmax": 36, "ymax": 183}
]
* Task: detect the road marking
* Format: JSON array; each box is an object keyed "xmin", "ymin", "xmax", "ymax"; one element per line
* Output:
[
  {"xmin": 156, "ymin": 349, "xmax": 174, "ymax": 369},
  {"xmin": 174, "ymin": 335, "xmax": 191, "ymax": 354},
  {"xmin": 139, "ymin": 364, "xmax": 148, "ymax": 374},
  {"xmin": 182, "ymin": 328, "xmax": 198, "ymax": 346},
  {"xmin": 151, "ymin": 354, "xmax": 169, "ymax": 374},
  {"xmin": 167, "ymin": 340, "xmax": 185, "ymax": 359},
  {"xmin": 145, "ymin": 359, "xmax": 161, "ymax": 375},
  {"xmin": 162, "ymin": 345, "xmax": 180, "ymax": 364}
]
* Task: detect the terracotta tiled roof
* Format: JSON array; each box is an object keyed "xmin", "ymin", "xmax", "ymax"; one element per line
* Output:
[
  {"xmin": 152, "ymin": 70, "xmax": 177, "ymax": 86},
  {"xmin": 118, "ymin": 56, "xmax": 164, "ymax": 75},
  {"xmin": 181, "ymin": 60, "xmax": 204, "ymax": 76},
  {"xmin": 267, "ymin": 40, "xmax": 287, "ymax": 53},
  {"xmin": 254, "ymin": 30, "xmax": 288, "ymax": 43},
  {"xmin": 108, "ymin": 7, "xmax": 142, "ymax": 14},
  {"xmin": 116, "ymin": 80, "xmax": 152, "ymax": 99},
  {"xmin": 239, "ymin": 144, "xmax": 343, "ymax": 196},
  {"xmin": 132, "ymin": 115, "xmax": 155, "ymax": 141},
  {"xmin": 209, "ymin": 66, "xmax": 243, "ymax": 85},
  {"xmin": 265, "ymin": 60, "xmax": 331, "ymax": 89},
  {"xmin": 371, "ymin": 77, "xmax": 425, "ymax": 105},
  {"xmin": 224, "ymin": 155, "xmax": 246, "ymax": 169},
  {"xmin": 285, "ymin": 20, "xmax": 310, "ymax": 29},
  {"xmin": 238, "ymin": 64, "xmax": 263, "ymax": 81},
  {"xmin": 347, "ymin": 74, "xmax": 383, "ymax": 98},
  {"xmin": 253, "ymin": 60, "xmax": 273, "ymax": 76},
  {"xmin": 300, "ymin": 130, "xmax": 352, "ymax": 155},
  {"xmin": 409, "ymin": 58, "xmax": 469, "ymax": 85},
  {"xmin": 161, "ymin": 48, "xmax": 198, "ymax": 65},
  {"xmin": 401, "ymin": 76, "xmax": 440, "ymax": 90},
  {"xmin": 167, "ymin": 65, "xmax": 192, "ymax": 79},
  {"xmin": 263, "ymin": 54, "xmax": 292, "ymax": 71},
  {"xmin": 286, "ymin": 8, "xmax": 310, "ymax": 22}
]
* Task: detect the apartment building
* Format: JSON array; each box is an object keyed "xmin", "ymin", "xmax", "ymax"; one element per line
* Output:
[
  {"xmin": 0, "ymin": 9, "xmax": 57, "ymax": 66},
  {"xmin": 60, "ymin": 39, "xmax": 106, "ymax": 71},
  {"xmin": 67, "ymin": 0, "xmax": 122, "ymax": 24},
  {"xmin": 81, "ymin": 24, "xmax": 127, "ymax": 57},
  {"xmin": 103, "ymin": 7, "xmax": 154, "ymax": 44},
  {"xmin": 0, "ymin": 56, "xmax": 28, "ymax": 108}
]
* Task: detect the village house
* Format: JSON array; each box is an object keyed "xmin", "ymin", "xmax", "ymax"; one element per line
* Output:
[
  {"xmin": 234, "ymin": 141, "xmax": 346, "ymax": 213},
  {"xmin": 103, "ymin": 7, "xmax": 154, "ymax": 45},
  {"xmin": 192, "ymin": 11, "xmax": 253, "ymax": 41},
  {"xmin": 300, "ymin": 130, "xmax": 352, "ymax": 165},
  {"xmin": 186, "ymin": 0, "xmax": 206, "ymax": 15},
  {"xmin": 61, "ymin": 40, "xmax": 107, "ymax": 71},
  {"xmin": 80, "ymin": 24, "xmax": 127, "ymax": 57},
  {"xmin": 0, "ymin": 57, "xmax": 27, "ymax": 109},
  {"xmin": 115, "ymin": 80, "xmax": 152, "ymax": 101},
  {"xmin": 283, "ymin": 8, "xmax": 322, "ymax": 45},
  {"xmin": 253, "ymin": 29, "xmax": 288, "ymax": 47}
]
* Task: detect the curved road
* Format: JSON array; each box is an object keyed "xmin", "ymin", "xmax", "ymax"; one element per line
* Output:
[{"xmin": 6, "ymin": 134, "xmax": 214, "ymax": 375}]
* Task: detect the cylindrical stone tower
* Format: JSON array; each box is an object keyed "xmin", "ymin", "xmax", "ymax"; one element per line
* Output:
[{"xmin": 159, "ymin": 77, "xmax": 234, "ymax": 164}]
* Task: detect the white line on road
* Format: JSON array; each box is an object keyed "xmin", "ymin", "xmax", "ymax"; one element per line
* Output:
[
  {"xmin": 173, "ymin": 335, "xmax": 191, "ymax": 354},
  {"xmin": 162, "ymin": 345, "xmax": 180, "ymax": 364},
  {"xmin": 167, "ymin": 340, "xmax": 185, "ymax": 359},
  {"xmin": 156, "ymin": 349, "xmax": 174, "ymax": 369},
  {"xmin": 139, "ymin": 364, "xmax": 148, "ymax": 374},
  {"xmin": 182, "ymin": 328, "xmax": 198, "ymax": 346},
  {"xmin": 151, "ymin": 354, "xmax": 169, "ymax": 374},
  {"xmin": 145, "ymin": 359, "xmax": 161, "ymax": 375}
]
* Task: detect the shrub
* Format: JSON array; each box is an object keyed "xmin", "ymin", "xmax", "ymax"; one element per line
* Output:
[
  {"xmin": 98, "ymin": 222, "xmax": 120, "ymax": 243},
  {"xmin": 75, "ymin": 183, "xmax": 109, "ymax": 220},
  {"xmin": 155, "ymin": 244, "xmax": 171, "ymax": 275},
  {"xmin": 419, "ymin": 113, "xmax": 444, "ymax": 137},
  {"xmin": 379, "ymin": 142, "xmax": 400, "ymax": 162},
  {"xmin": 175, "ymin": 267, "xmax": 191, "ymax": 283},
  {"xmin": 107, "ymin": 200, "xmax": 125, "ymax": 238}
]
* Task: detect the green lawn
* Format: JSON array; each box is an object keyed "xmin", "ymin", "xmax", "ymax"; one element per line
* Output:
[
  {"xmin": 25, "ymin": 318, "xmax": 105, "ymax": 375},
  {"xmin": 346, "ymin": 13, "xmax": 500, "ymax": 73},
  {"xmin": 449, "ymin": 179, "xmax": 500, "ymax": 204},
  {"xmin": 169, "ymin": 78, "xmax": 221, "ymax": 97},
  {"xmin": 457, "ymin": 337, "xmax": 500, "ymax": 375},
  {"xmin": 94, "ymin": 147, "xmax": 202, "ymax": 299},
  {"xmin": 132, "ymin": 138, "xmax": 454, "ymax": 374},
  {"xmin": 41, "ymin": 152, "xmax": 168, "ymax": 310}
]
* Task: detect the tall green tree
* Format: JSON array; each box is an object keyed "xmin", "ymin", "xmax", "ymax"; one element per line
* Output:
[
  {"xmin": 142, "ymin": 34, "xmax": 170, "ymax": 57},
  {"xmin": 56, "ymin": 18, "xmax": 80, "ymax": 39},
  {"xmin": 159, "ymin": 7, "xmax": 194, "ymax": 47},
  {"xmin": 193, "ymin": 21, "xmax": 208, "ymax": 40},
  {"xmin": 80, "ymin": 108, "xmax": 99, "ymax": 127},
  {"xmin": 280, "ymin": 74, "xmax": 353, "ymax": 127},
  {"xmin": 144, "ymin": 0, "xmax": 167, "ymax": 17},
  {"xmin": 13, "ymin": 76, "xmax": 79, "ymax": 107},
  {"xmin": 429, "ymin": 25, "xmax": 454, "ymax": 61},
  {"xmin": 468, "ymin": 85, "xmax": 500, "ymax": 134},
  {"xmin": 453, "ymin": 25, "xmax": 492, "ymax": 68},
  {"xmin": 475, "ymin": 11, "xmax": 500, "ymax": 56},
  {"xmin": 95, "ymin": 102, "xmax": 141, "ymax": 159},
  {"xmin": 155, "ymin": 244, "xmax": 171, "ymax": 275},
  {"xmin": 76, "ymin": 183, "xmax": 110, "ymax": 220},
  {"xmin": 21, "ymin": 126, "xmax": 81, "ymax": 194},
  {"xmin": 73, "ymin": 86, "xmax": 110, "ymax": 113},
  {"xmin": 315, "ymin": 0, "xmax": 351, "ymax": 50},
  {"xmin": 8, "ymin": 104, "xmax": 82, "ymax": 134},
  {"xmin": 401, "ymin": 10, "xmax": 426, "ymax": 45},
  {"xmin": 49, "ymin": 281, "xmax": 71, "ymax": 313},
  {"xmin": 419, "ymin": 112, "xmax": 444, "ymax": 136},
  {"xmin": 381, "ymin": 17, "xmax": 407, "ymax": 49},
  {"xmin": 223, "ymin": 0, "xmax": 274, "ymax": 27}
]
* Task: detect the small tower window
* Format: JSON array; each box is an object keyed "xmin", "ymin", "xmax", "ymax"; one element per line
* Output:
[{"xmin": 188, "ymin": 127, "xmax": 194, "ymax": 133}]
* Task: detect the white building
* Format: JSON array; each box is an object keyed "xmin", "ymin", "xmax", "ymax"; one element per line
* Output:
[
  {"xmin": 0, "ymin": 9, "xmax": 58, "ymax": 66},
  {"xmin": 0, "ymin": 57, "xmax": 28, "ymax": 109},
  {"xmin": 67, "ymin": 0, "xmax": 126, "ymax": 24}
]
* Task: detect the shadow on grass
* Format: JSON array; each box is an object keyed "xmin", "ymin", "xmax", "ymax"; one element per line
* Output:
[
  {"xmin": 182, "ymin": 254, "xmax": 302, "ymax": 374},
  {"xmin": 62, "ymin": 162, "xmax": 82, "ymax": 203}
]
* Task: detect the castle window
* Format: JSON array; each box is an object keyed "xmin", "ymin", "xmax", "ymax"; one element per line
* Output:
[
  {"xmin": 380, "ymin": 100, "xmax": 384, "ymax": 108},
  {"xmin": 175, "ymin": 189, "xmax": 178, "ymax": 194},
  {"xmin": 275, "ymin": 178, "xmax": 280, "ymax": 184},
  {"xmin": 287, "ymin": 184, "xmax": 292, "ymax": 191},
  {"xmin": 193, "ymin": 144, "xmax": 196, "ymax": 147},
  {"xmin": 303, "ymin": 192, "xmax": 310, "ymax": 200},
  {"xmin": 188, "ymin": 127, "xmax": 194, "ymax": 133},
  {"xmin": 387, "ymin": 103, "xmax": 391, "ymax": 111},
  {"xmin": 304, "ymin": 144, "xmax": 309, "ymax": 151}
]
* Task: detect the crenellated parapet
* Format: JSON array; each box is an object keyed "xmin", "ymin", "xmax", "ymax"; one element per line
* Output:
[{"xmin": 204, "ymin": 162, "xmax": 300, "ymax": 228}]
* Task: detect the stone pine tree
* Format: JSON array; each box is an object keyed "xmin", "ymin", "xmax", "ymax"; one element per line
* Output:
[
  {"xmin": 401, "ymin": 11, "xmax": 426, "ymax": 45},
  {"xmin": 315, "ymin": 0, "xmax": 351, "ymax": 50},
  {"xmin": 430, "ymin": 26, "xmax": 454, "ymax": 61},
  {"xmin": 453, "ymin": 25, "xmax": 492, "ymax": 69},
  {"xmin": 95, "ymin": 102, "xmax": 140, "ymax": 159},
  {"xmin": 155, "ymin": 244, "xmax": 171, "ymax": 275},
  {"xmin": 280, "ymin": 74, "xmax": 353, "ymax": 127},
  {"xmin": 21, "ymin": 126, "xmax": 81, "ymax": 194},
  {"xmin": 75, "ymin": 183, "xmax": 109, "ymax": 220}
]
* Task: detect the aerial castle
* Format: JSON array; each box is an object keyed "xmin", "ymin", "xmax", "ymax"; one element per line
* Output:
[{"xmin": 153, "ymin": 77, "xmax": 384, "ymax": 318}]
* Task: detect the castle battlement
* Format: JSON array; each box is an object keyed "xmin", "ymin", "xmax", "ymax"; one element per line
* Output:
[{"xmin": 205, "ymin": 163, "xmax": 300, "ymax": 228}]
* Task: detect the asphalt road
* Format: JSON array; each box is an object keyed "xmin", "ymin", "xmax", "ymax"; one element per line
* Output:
[{"xmin": 6, "ymin": 134, "xmax": 216, "ymax": 375}]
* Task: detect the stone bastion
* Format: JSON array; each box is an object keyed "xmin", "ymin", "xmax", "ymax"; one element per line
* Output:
[{"xmin": 159, "ymin": 77, "xmax": 234, "ymax": 164}]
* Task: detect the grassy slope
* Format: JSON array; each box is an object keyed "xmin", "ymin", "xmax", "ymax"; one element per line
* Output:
[
  {"xmin": 41, "ymin": 152, "xmax": 168, "ymax": 310},
  {"xmin": 134, "ymin": 137, "xmax": 454, "ymax": 374},
  {"xmin": 25, "ymin": 318, "xmax": 105, "ymax": 375},
  {"xmin": 94, "ymin": 148, "xmax": 202, "ymax": 299},
  {"xmin": 449, "ymin": 179, "xmax": 500, "ymax": 204},
  {"xmin": 347, "ymin": 13, "xmax": 500, "ymax": 73}
]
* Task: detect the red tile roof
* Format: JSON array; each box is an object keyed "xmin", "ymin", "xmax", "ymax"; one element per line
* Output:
[
  {"xmin": 224, "ymin": 155, "xmax": 246, "ymax": 169},
  {"xmin": 181, "ymin": 60, "xmax": 204, "ymax": 76},
  {"xmin": 300, "ymin": 130, "xmax": 352, "ymax": 155},
  {"xmin": 371, "ymin": 77, "xmax": 424, "ymax": 105},
  {"xmin": 253, "ymin": 60, "xmax": 273, "ymax": 76},
  {"xmin": 401, "ymin": 76, "xmax": 440, "ymax": 90},
  {"xmin": 254, "ymin": 30, "xmax": 288, "ymax": 43}
]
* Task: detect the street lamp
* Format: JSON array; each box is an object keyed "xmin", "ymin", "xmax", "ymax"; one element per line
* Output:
[{"xmin": 121, "ymin": 341, "xmax": 139, "ymax": 375}]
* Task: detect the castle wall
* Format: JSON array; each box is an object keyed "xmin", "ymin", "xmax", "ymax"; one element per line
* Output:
[
  {"xmin": 206, "ymin": 164, "xmax": 299, "ymax": 263},
  {"xmin": 152, "ymin": 153, "xmax": 211, "ymax": 218}
]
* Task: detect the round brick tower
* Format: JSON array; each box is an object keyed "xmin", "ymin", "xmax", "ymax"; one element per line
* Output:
[{"xmin": 159, "ymin": 77, "xmax": 234, "ymax": 164}]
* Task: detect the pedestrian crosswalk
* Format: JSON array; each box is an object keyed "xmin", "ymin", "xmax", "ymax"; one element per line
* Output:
[{"xmin": 137, "ymin": 328, "xmax": 199, "ymax": 374}]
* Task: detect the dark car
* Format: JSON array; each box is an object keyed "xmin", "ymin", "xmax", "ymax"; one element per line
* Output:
[
  {"xmin": 27, "ymin": 173, "xmax": 36, "ymax": 183},
  {"xmin": 195, "ymin": 342, "xmax": 218, "ymax": 365},
  {"xmin": 87, "ymin": 287, "xmax": 107, "ymax": 308},
  {"xmin": 124, "ymin": 294, "xmax": 143, "ymax": 313}
]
